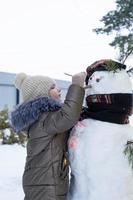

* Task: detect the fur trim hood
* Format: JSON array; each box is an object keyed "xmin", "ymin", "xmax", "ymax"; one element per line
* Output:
[{"xmin": 10, "ymin": 96, "xmax": 62, "ymax": 133}]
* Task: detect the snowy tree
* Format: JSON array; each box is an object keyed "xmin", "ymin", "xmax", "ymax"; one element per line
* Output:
[{"xmin": 0, "ymin": 108, "xmax": 27, "ymax": 146}]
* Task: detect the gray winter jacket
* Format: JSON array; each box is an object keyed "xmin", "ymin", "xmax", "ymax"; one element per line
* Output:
[{"xmin": 10, "ymin": 84, "xmax": 85, "ymax": 200}]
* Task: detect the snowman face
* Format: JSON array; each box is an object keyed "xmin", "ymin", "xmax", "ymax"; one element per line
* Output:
[{"xmin": 86, "ymin": 69, "xmax": 132, "ymax": 96}]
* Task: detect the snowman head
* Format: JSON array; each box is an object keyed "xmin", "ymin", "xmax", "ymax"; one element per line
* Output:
[{"xmin": 85, "ymin": 59, "xmax": 133, "ymax": 96}]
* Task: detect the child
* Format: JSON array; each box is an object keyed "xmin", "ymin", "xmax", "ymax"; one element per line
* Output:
[{"xmin": 10, "ymin": 72, "xmax": 86, "ymax": 200}]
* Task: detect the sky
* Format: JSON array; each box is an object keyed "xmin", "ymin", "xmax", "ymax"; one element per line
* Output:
[{"xmin": 0, "ymin": 0, "xmax": 131, "ymax": 81}]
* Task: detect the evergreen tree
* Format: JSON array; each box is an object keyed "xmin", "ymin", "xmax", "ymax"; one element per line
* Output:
[
  {"xmin": 0, "ymin": 108, "xmax": 27, "ymax": 146},
  {"xmin": 94, "ymin": 0, "xmax": 133, "ymax": 63},
  {"xmin": 0, "ymin": 108, "xmax": 9, "ymax": 129}
]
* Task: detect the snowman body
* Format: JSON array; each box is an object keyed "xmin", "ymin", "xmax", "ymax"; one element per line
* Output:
[{"xmin": 68, "ymin": 69, "xmax": 133, "ymax": 200}]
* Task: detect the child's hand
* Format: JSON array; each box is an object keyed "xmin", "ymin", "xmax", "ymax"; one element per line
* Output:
[{"xmin": 72, "ymin": 72, "xmax": 86, "ymax": 87}]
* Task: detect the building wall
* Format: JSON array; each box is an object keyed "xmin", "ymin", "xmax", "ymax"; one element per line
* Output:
[
  {"xmin": 0, "ymin": 72, "xmax": 70, "ymax": 111},
  {"xmin": 0, "ymin": 72, "xmax": 17, "ymax": 110}
]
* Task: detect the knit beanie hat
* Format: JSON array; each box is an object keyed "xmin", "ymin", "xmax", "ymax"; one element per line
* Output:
[{"xmin": 15, "ymin": 73, "xmax": 56, "ymax": 102}]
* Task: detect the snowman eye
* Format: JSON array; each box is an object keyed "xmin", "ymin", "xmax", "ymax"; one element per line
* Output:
[
  {"xmin": 96, "ymin": 78, "xmax": 100, "ymax": 82},
  {"xmin": 96, "ymin": 76, "xmax": 104, "ymax": 82},
  {"xmin": 89, "ymin": 75, "xmax": 94, "ymax": 80}
]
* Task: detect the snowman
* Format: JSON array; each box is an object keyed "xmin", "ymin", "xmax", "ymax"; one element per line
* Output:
[{"xmin": 68, "ymin": 59, "xmax": 133, "ymax": 200}]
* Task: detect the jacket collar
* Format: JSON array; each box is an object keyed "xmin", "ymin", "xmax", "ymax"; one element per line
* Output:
[{"xmin": 10, "ymin": 96, "xmax": 62, "ymax": 133}]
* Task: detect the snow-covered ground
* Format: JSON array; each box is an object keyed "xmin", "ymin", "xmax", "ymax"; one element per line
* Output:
[
  {"xmin": 0, "ymin": 117, "xmax": 133, "ymax": 200},
  {"xmin": 0, "ymin": 143, "xmax": 26, "ymax": 200}
]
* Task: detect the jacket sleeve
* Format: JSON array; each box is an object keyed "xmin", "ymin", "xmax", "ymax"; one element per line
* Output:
[{"xmin": 43, "ymin": 84, "xmax": 85, "ymax": 134}]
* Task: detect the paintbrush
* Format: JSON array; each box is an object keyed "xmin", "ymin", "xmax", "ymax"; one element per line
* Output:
[
  {"xmin": 64, "ymin": 72, "xmax": 91, "ymax": 89},
  {"xmin": 64, "ymin": 72, "xmax": 72, "ymax": 77}
]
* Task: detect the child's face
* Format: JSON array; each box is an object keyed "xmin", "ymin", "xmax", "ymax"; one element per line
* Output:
[{"xmin": 49, "ymin": 84, "xmax": 61, "ymax": 100}]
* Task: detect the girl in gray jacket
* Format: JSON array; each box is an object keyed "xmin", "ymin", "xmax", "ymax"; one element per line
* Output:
[{"xmin": 10, "ymin": 72, "xmax": 85, "ymax": 200}]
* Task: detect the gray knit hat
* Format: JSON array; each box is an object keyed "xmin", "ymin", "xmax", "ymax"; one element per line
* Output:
[{"xmin": 14, "ymin": 73, "xmax": 56, "ymax": 102}]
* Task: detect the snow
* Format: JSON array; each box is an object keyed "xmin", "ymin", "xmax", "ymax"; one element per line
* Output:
[
  {"xmin": 0, "ymin": 118, "xmax": 132, "ymax": 200},
  {"xmin": 68, "ymin": 120, "xmax": 133, "ymax": 199},
  {"xmin": 85, "ymin": 69, "xmax": 132, "ymax": 95},
  {"xmin": 0, "ymin": 144, "xmax": 26, "ymax": 200}
]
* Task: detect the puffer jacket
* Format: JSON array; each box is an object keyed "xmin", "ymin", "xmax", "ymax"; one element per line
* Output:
[{"xmin": 10, "ymin": 84, "xmax": 85, "ymax": 200}]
